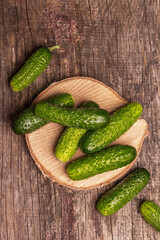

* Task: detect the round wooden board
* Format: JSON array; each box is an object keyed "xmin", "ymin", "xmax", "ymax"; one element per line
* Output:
[{"xmin": 26, "ymin": 77, "xmax": 149, "ymax": 190}]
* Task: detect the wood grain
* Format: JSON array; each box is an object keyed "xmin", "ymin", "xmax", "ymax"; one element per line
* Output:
[
  {"xmin": 26, "ymin": 77, "xmax": 148, "ymax": 190},
  {"xmin": 0, "ymin": 0, "xmax": 160, "ymax": 239}
]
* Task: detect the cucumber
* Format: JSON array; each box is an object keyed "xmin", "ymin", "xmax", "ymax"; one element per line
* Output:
[
  {"xmin": 97, "ymin": 168, "xmax": 150, "ymax": 216},
  {"xmin": 80, "ymin": 102, "xmax": 143, "ymax": 154},
  {"xmin": 10, "ymin": 46, "xmax": 59, "ymax": 92},
  {"xmin": 55, "ymin": 101, "xmax": 100, "ymax": 162},
  {"xmin": 66, "ymin": 145, "xmax": 136, "ymax": 180},
  {"xmin": 11, "ymin": 93, "xmax": 74, "ymax": 135},
  {"xmin": 140, "ymin": 201, "xmax": 160, "ymax": 232},
  {"xmin": 81, "ymin": 101, "xmax": 99, "ymax": 108},
  {"xmin": 35, "ymin": 102, "xmax": 110, "ymax": 129}
]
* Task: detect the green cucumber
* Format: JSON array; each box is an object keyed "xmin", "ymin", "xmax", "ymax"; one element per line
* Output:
[
  {"xmin": 66, "ymin": 145, "xmax": 136, "ymax": 180},
  {"xmin": 10, "ymin": 46, "xmax": 59, "ymax": 92},
  {"xmin": 97, "ymin": 168, "xmax": 150, "ymax": 216},
  {"xmin": 35, "ymin": 102, "xmax": 110, "ymax": 129},
  {"xmin": 80, "ymin": 102, "xmax": 143, "ymax": 154},
  {"xmin": 81, "ymin": 101, "xmax": 99, "ymax": 108},
  {"xmin": 55, "ymin": 101, "xmax": 100, "ymax": 162},
  {"xmin": 11, "ymin": 93, "xmax": 74, "ymax": 135},
  {"xmin": 140, "ymin": 201, "xmax": 160, "ymax": 232}
]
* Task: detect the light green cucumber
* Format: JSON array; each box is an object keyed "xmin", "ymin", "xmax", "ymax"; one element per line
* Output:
[
  {"xmin": 10, "ymin": 46, "xmax": 60, "ymax": 92},
  {"xmin": 35, "ymin": 102, "xmax": 110, "ymax": 129},
  {"xmin": 11, "ymin": 93, "xmax": 74, "ymax": 135},
  {"xmin": 80, "ymin": 102, "xmax": 143, "ymax": 154},
  {"xmin": 97, "ymin": 168, "xmax": 150, "ymax": 216},
  {"xmin": 66, "ymin": 145, "xmax": 137, "ymax": 180},
  {"xmin": 140, "ymin": 201, "xmax": 160, "ymax": 232},
  {"xmin": 55, "ymin": 101, "xmax": 100, "ymax": 162}
]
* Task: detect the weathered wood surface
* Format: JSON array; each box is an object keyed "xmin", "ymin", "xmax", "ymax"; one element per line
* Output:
[{"xmin": 0, "ymin": 0, "xmax": 160, "ymax": 239}]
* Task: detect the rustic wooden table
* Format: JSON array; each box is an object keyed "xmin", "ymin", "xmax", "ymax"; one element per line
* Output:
[{"xmin": 0, "ymin": 1, "xmax": 160, "ymax": 240}]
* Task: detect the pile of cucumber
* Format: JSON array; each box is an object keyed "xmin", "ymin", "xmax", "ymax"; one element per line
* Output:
[{"xmin": 10, "ymin": 46, "xmax": 160, "ymax": 232}]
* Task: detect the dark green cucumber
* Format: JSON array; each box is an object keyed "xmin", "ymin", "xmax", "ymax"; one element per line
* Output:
[
  {"xmin": 10, "ymin": 46, "xmax": 59, "ymax": 92},
  {"xmin": 11, "ymin": 93, "xmax": 74, "ymax": 135},
  {"xmin": 66, "ymin": 145, "xmax": 137, "ymax": 180},
  {"xmin": 80, "ymin": 102, "xmax": 143, "ymax": 154},
  {"xmin": 35, "ymin": 102, "xmax": 110, "ymax": 129},
  {"xmin": 97, "ymin": 168, "xmax": 150, "ymax": 216},
  {"xmin": 46, "ymin": 93, "xmax": 74, "ymax": 107},
  {"xmin": 81, "ymin": 101, "xmax": 99, "ymax": 108},
  {"xmin": 140, "ymin": 201, "xmax": 160, "ymax": 232},
  {"xmin": 55, "ymin": 101, "xmax": 100, "ymax": 162}
]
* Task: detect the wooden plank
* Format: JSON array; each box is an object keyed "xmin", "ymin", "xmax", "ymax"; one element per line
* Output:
[{"xmin": 0, "ymin": 0, "xmax": 160, "ymax": 239}]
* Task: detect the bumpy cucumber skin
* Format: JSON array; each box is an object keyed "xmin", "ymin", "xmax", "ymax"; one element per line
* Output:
[
  {"xmin": 55, "ymin": 101, "xmax": 100, "ymax": 162},
  {"xmin": 80, "ymin": 102, "xmax": 143, "ymax": 154},
  {"xmin": 11, "ymin": 93, "xmax": 74, "ymax": 135},
  {"xmin": 35, "ymin": 102, "xmax": 110, "ymax": 129},
  {"xmin": 66, "ymin": 145, "xmax": 137, "ymax": 180},
  {"xmin": 55, "ymin": 127, "xmax": 87, "ymax": 162},
  {"xmin": 11, "ymin": 106, "xmax": 48, "ymax": 135},
  {"xmin": 46, "ymin": 93, "xmax": 74, "ymax": 108},
  {"xmin": 10, "ymin": 47, "xmax": 52, "ymax": 92},
  {"xmin": 140, "ymin": 201, "xmax": 160, "ymax": 232},
  {"xmin": 97, "ymin": 168, "xmax": 150, "ymax": 216}
]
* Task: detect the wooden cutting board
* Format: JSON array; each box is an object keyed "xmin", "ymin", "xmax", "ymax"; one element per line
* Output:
[{"xmin": 25, "ymin": 77, "xmax": 148, "ymax": 190}]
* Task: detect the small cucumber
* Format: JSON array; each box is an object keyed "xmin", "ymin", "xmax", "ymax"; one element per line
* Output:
[
  {"xmin": 10, "ymin": 46, "xmax": 59, "ymax": 92},
  {"xmin": 97, "ymin": 168, "xmax": 150, "ymax": 216},
  {"xmin": 35, "ymin": 102, "xmax": 110, "ymax": 129},
  {"xmin": 11, "ymin": 93, "xmax": 74, "ymax": 135},
  {"xmin": 55, "ymin": 101, "xmax": 100, "ymax": 162},
  {"xmin": 140, "ymin": 201, "xmax": 160, "ymax": 232},
  {"xmin": 80, "ymin": 102, "xmax": 143, "ymax": 154},
  {"xmin": 66, "ymin": 145, "xmax": 136, "ymax": 180},
  {"xmin": 81, "ymin": 101, "xmax": 99, "ymax": 109}
]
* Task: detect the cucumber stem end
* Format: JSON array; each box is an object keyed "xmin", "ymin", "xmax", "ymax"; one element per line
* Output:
[{"xmin": 48, "ymin": 45, "xmax": 60, "ymax": 51}]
